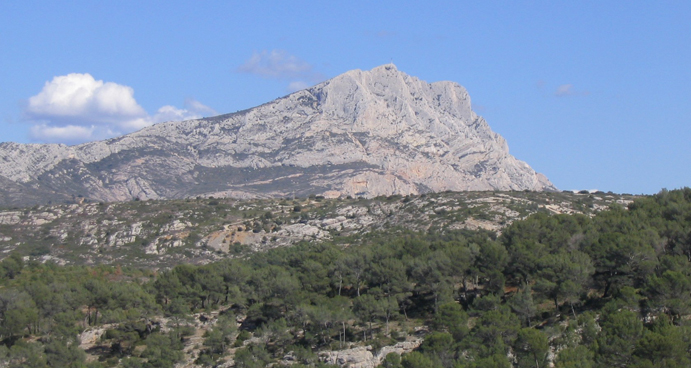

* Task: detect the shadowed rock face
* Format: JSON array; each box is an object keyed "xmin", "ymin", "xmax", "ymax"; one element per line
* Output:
[{"xmin": 0, "ymin": 64, "xmax": 555, "ymax": 207}]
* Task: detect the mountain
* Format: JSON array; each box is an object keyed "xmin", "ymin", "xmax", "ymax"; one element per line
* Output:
[{"xmin": 0, "ymin": 64, "xmax": 555, "ymax": 207}]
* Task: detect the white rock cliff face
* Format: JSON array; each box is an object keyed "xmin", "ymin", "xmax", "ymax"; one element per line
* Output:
[{"xmin": 0, "ymin": 64, "xmax": 555, "ymax": 206}]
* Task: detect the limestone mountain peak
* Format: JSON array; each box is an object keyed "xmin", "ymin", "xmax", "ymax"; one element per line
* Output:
[{"xmin": 0, "ymin": 65, "xmax": 555, "ymax": 206}]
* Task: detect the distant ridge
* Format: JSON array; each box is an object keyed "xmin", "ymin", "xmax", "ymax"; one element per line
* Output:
[{"xmin": 0, "ymin": 64, "xmax": 555, "ymax": 207}]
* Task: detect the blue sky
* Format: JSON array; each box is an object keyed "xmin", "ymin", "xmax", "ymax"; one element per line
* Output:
[{"xmin": 1, "ymin": 1, "xmax": 689, "ymax": 194}]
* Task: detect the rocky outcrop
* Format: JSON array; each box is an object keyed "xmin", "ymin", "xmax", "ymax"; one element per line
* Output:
[
  {"xmin": 318, "ymin": 339, "xmax": 423, "ymax": 368},
  {"xmin": 0, "ymin": 64, "xmax": 555, "ymax": 206}
]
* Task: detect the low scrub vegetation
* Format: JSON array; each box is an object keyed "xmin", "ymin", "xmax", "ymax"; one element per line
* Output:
[{"xmin": 0, "ymin": 188, "xmax": 690, "ymax": 367}]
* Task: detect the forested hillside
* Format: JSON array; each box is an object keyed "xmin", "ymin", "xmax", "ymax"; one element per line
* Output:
[{"xmin": 0, "ymin": 189, "xmax": 690, "ymax": 367}]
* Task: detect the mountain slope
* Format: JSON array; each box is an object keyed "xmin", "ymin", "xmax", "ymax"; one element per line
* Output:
[{"xmin": 0, "ymin": 64, "xmax": 555, "ymax": 206}]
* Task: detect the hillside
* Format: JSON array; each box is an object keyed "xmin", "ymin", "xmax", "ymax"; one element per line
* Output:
[
  {"xmin": 0, "ymin": 190, "xmax": 631, "ymax": 269},
  {"xmin": 0, "ymin": 188, "xmax": 689, "ymax": 368}
]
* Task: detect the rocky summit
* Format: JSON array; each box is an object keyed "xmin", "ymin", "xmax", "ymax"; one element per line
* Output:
[{"xmin": 0, "ymin": 64, "xmax": 555, "ymax": 207}]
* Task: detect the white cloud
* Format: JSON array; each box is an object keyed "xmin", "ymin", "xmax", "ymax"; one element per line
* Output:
[
  {"xmin": 287, "ymin": 81, "xmax": 310, "ymax": 92},
  {"xmin": 184, "ymin": 98, "xmax": 217, "ymax": 117},
  {"xmin": 26, "ymin": 73, "xmax": 146, "ymax": 124},
  {"xmin": 555, "ymin": 84, "xmax": 575, "ymax": 97},
  {"xmin": 149, "ymin": 100, "xmax": 217, "ymax": 124},
  {"xmin": 117, "ymin": 117, "xmax": 153, "ymax": 132},
  {"xmin": 150, "ymin": 105, "xmax": 203, "ymax": 124},
  {"xmin": 238, "ymin": 50, "xmax": 311, "ymax": 79},
  {"xmin": 24, "ymin": 74, "xmax": 216, "ymax": 144},
  {"xmin": 29, "ymin": 124, "xmax": 97, "ymax": 144},
  {"xmin": 237, "ymin": 50, "xmax": 325, "ymax": 92},
  {"xmin": 555, "ymin": 84, "xmax": 590, "ymax": 97}
]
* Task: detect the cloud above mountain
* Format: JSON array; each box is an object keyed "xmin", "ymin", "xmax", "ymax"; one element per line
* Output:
[
  {"xmin": 237, "ymin": 50, "xmax": 325, "ymax": 92},
  {"xmin": 554, "ymin": 84, "xmax": 590, "ymax": 97},
  {"xmin": 26, "ymin": 73, "xmax": 147, "ymax": 125},
  {"xmin": 24, "ymin": 73, "xmax": 215, "ymax": 144}
]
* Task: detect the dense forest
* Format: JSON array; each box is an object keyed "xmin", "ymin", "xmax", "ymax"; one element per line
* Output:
[{"xmin": 1, "ymin": 188, "xmax": 691, "ymax": 367}]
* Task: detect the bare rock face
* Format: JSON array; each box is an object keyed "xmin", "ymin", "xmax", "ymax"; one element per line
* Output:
[
  {"xmin": 0, "ymin": 64, "xmax": 555, "ymax": 206},
  {"xmin": 318, "ymin": 339, "xmax": 423, "ymax": 368}
]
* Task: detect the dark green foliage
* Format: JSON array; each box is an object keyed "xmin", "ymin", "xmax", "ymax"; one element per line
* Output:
[
  {"xmin": 466, "ymin": 307, "xmax": 520, "ymax": 358},
  {"xmin": 513, "ymin": 328, "xmax": 549, "ymax": 368},
  {"xmin": 645, "ymin": 268, "xmax": 691, "ymax": 319},
  {"xmin": 508, "ymin": 284, "xmax": 537, "ymax": 327},
  {"xmin": 401, "ymin": 351, "xmax": 436, "ymax": 368},
  {"xmin": 234, "ymin": 345, "xmax": 271, "ymax": 368},
  {"xmin": 432, "ymin": 302, "xmax": 468, "ymax": 340},
  {"xmin": 139, "ymin": 332, "xmax": 184, "ymax": 368},
  {"xmin": 0, "ymin": 252, "xmax": 24, "ymax": 279},
  {"xmin": 43, "ymin": 337, "xmax": 87, "ymax": 368},
  {"xmin": 595, "ymin": 304, "xmax": 645, "ymax": 367},
  {"xmin": 631, "ymin": 315, "xmax": 691, "ymax": 367},
  {"xmin": 196, "ymin": 314, "xmax": 237, "ymax": 365},
  {"xmin": 0, "ymin": 188, "xmax": 690, "ymax": 366},
  {"xmin": 555, "ymin": 345, "xmax": 594, "ymax": 368},
  {"xmin": 577, "ymin": 312, "xmax": 599, "ymax": 347},
  {"xmin": 419, "ymin": 332, "xmax": 455, "ymax": 367},
  {"xmin": 465, "ymin": 354, "xmax": 512, "ymax": 368},
  {"xmin": 381, "ymin": 352, "xmax": 403, "ymax": 368},
  {"xmin": 1, "ymin": 340, "xmax": 47, "ymax": 368},
  {"xmin": 534, "ymin": 250, "xmax": 594, "ymax": 314}
]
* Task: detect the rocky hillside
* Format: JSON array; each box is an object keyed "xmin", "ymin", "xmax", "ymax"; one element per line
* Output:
[
  {"xmin": 0, "ymin": 64, "xmax": 554, "ymax": 207},
  {"xmin": 0, "ymin": 190, "xmax": 632, "ymax": 269}
]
